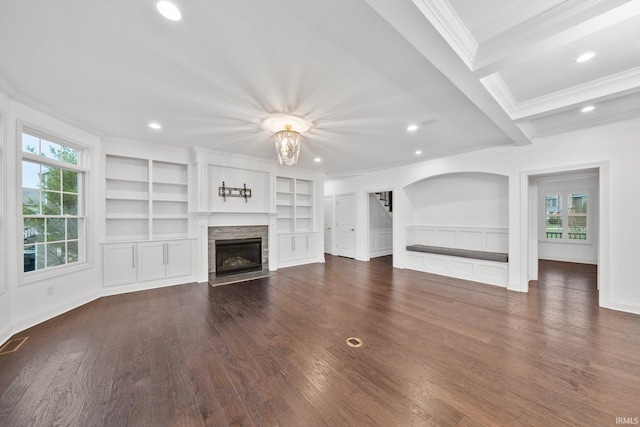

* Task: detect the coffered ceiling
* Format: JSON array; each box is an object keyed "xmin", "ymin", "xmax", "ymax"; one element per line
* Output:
[
  {"xmin": 0, "ymin": 1, "xmax": 638, "ymax": 176},
  {"xmin": 400, "ymin": 0, "xmax": 640, "ymax": 138}
]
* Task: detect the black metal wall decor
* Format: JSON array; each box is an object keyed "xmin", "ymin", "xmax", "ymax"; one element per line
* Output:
[{"xmin": 219, "ymin": 182, "xmax": 252, "ymax": 202}]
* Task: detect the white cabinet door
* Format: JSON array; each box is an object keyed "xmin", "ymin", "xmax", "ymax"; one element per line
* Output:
[
  {"xmin": 137, "ymin": 241, "xmax": 166, "ymax": 282},
  {"xmin": 166, "ymin": 240, "xmax": 191, "ymax": 278},
  {"xmin": 292, "ymin": 235, "xmax": 307, "ymax": 260},
  {"xmin": 306, "ymin": 233, "xmax": 316, "ymax": 259},
  {"xmin": 104, "ymin": 244, "xmax": 137, "ymax": 287},
  {"xmin": 278, "ymin": 235, "xmax": 294, "ymax": 262}
]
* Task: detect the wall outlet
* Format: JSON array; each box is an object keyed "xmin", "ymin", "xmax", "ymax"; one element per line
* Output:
[{"xmin": 46, "ymin": 286, "xmax": 54, "ymax": 296}]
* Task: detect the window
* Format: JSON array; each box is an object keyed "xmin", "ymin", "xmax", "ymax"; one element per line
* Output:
[
  {"xmin": 22, "ymin": 131, "xmax": 85, "ymax": 273},
  {"xmin": 543, "ymin": 192, "xmax": 589, "ymax": 242}
]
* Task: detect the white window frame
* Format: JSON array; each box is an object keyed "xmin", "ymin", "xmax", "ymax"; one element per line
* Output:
[
  {"xmin": 540, "ymin": 189, "xmax": 593, "ymax": 244},
  {"xmin": 19, "ymin": 125, "xmax": 90, "ymax": 284}
]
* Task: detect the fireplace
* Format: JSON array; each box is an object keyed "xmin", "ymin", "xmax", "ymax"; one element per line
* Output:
[{"xmin": 215, "ymin": 238, "xmax": 263, "ymax": 277}]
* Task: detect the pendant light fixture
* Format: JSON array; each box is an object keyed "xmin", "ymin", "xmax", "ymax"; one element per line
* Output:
[
  {"xmin": 274, "ymin": 124, "xmax": 301, "ymax": 166},
  {"xmin": 262, "ymin": 115, "xmax": 311, "ymax": 166}
]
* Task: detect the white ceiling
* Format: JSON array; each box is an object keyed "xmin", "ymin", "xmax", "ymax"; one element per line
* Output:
[{"xmin": 0, "ymin": 1, "xmax": 638, "ymax": 176}]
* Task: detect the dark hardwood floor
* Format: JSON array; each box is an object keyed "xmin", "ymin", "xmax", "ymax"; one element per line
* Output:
[{"xmin": 1, "ymin": 256, "xmax": 639, "ymax": 426}]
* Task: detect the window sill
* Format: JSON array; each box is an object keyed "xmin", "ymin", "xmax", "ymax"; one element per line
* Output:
[
  {"xmin": 539, "ymin": 239, "xmax": 594, "ymax": 246},
  {"xmin": 21, "ymin": 261, "xmax": 93, "ymax": 286}
]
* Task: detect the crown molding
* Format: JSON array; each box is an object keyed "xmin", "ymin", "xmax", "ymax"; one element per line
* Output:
[
  {"xmin": 13, "ymin": 93, "xmax": 107, "ymax": 138},
  {"xmin": 481, "ymin": 66, "xmax": 640, "ymax": 121},
  {"xmin": 0, "ymin": 75, "xmax": 18, "ymax": 98},
  {"xmin": 531, "ymin": 107, "xmax": 640, "ymax": 139},
  {"xmin": 473, "ymin": 0, "xmax": 632, "ymax": 76},
  {"xmin": 479, "ymin": 74, "xmax": 518, "ymax": 117},
  {"xmin": 410, "ymin": 0, "xmax": 478, "ymax": 70},
  {"xmin": 511, "ymin": 66, "xmax": 640, "ymax": 120}
]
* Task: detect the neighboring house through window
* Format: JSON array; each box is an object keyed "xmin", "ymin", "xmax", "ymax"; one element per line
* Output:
[
  {"xmin": 22, "ymin": 130, "xmax": 86, "ymax": 273},
  {"xmin": 543, "ymin": 192, "xmax": 589, "ymax": 241}
]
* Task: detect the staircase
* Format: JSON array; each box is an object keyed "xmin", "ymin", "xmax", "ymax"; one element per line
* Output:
[{"xmin": 373, "ymin": 191, "xmax": 393, "ymax": 218}]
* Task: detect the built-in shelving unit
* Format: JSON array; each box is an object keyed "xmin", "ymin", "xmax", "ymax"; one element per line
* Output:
[
  {"xmin": 275, "ymin": 176, "xmax": 314, "ymax": 233},
  {"xmin": 151, "ymin": 160, "xmax": 189, "ymax": 240},
  {"xmin": 105, "ymin": 155, "xmax": 189, "ymax": 242}
]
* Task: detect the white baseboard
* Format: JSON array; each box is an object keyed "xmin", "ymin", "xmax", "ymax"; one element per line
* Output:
[
  {"xmin": 0, "ymin": 323, "xmax": 13, "ymax": 348},
  {"xmin": 607, "ymin": 299, "xmax": 640, "ymax": 316},
  {"xmin": 10, "ymin": 290, "xmax": 100, "ymax": 337},
  {"xmin": 101, "ymin": 274, "xmax": 197, "ymax": 297}
]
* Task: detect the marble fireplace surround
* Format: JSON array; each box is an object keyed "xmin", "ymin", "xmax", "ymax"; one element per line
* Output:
[
  {"xmin": 208, "ymin": 225, "xmax": 268, "ymax": 276},
  {"xmin": 194, "ymin": 212, "xmax": 277, "ymax": 283}
]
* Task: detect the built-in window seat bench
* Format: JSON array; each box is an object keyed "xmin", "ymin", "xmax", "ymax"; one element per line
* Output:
[{"xmin": 405, "ymin": 226, "xmax": 509, "ymax": 287}]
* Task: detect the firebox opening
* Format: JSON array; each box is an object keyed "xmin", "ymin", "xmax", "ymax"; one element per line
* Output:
[{"xmin": 215, "ymin": 238, "xmax": 262, "ymax": 277}]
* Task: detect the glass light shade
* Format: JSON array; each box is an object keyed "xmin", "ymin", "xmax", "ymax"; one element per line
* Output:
[{"xmin": 274, "ymin": 125, "xmax": 301, "ymax": 166}]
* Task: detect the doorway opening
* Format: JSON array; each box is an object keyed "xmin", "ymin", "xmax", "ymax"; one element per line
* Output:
[
  {"xmin": 528, "ymin": 167, "xmax": 601, "ymax": 297},
  {"xmin": 368, "ymin": 190, "xmax": 393, "ymax": 261}
]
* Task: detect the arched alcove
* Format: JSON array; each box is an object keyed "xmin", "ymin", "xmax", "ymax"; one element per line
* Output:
[{"xmin": 405, "ymin": 172, "xmax": 509, "ymax": 228}]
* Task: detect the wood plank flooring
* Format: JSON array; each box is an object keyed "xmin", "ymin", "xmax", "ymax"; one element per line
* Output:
[{"xmin": 1, "ymin": 256, "xmax": 639, "ymax": 426}]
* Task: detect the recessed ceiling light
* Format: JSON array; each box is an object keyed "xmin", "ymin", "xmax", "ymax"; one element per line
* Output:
[
  {"xmin": 415, "ymin": 150, "xmax": 422, "ymax": 155},
  {"xmin": 407, "ymin": 124, "xmax": 418, "ymax": 132},
  {"xmin": 575, "ymin": 52, "xmax": 595, "ymax": 63},
  {"xmin": 156, "ymin": 1, "xmax": 182, "ymax": 21},
  {"xmin": 581, "ymin": 105, "xmax": 595, "ymax": 113},
  {"xmin": 314, "ymin": 157, "xmax": 322, "ymax": 163},
  {"xmin": 148, "ymin": 122, "xmax": 162, "ymax": 130}
]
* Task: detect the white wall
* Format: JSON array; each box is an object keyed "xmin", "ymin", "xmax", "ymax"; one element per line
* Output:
[
  {"xmin": 209, "ymin": 166, "xmax": 271, "ymax": 213},
  {"xmin": 0, "ymin": 95, "xmax": 12, "ymax": 344},
  {"xmin": 406, "ymin": 172, "xmax": 508, "ymax": 227},
  {"xmin": 1, "ymin": 97, "xmax": 104, "ymax": 340},
  {"xmin": 325, "ymin": 117, "xmax": 640, "ymax": 315},
  {"xmin": 369, "ymin": 194, "xmax": 392, "ymax": 229}
]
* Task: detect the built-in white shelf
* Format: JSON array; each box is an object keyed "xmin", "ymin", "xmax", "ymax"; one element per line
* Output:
[
  {"xmin": 275, "ymin": 176, "xmax": 314, "ymax": 234},
  {"xmin": 105, "ymin": 155, "xmax": 189, "ymax": 242}
]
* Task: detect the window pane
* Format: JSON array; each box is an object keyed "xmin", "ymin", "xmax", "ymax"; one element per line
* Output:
[
  {"xmin": 24, "ymin": 245, "xmax": 36, "ymax": 272},
  {"xmin": 58, "ymin": 146, "xmax": 79, "ymax": 165},
  {"xmin": 545, "ymin": 195, "xmax": 562, "ymax": 214},
  {"xmin": 24, "ymin": 218, "xmax": 45, "ymax": 243},
  {"xmin": 46, "ymin": 218, "xmax": 65, "ymax": 242},
  {"xmin": 67, "ymin": 218, "xmax": 78, "ymax": 240},
  {"xmin": 63, "ymin": 193, "xmax": 78, "ymax": 215},
  {"xmin": 22, "ymin": 161, "xmax": 41, "ymax": 188},
  {"xmin": 568, "ymin": 194, "xmax": 587, "ymax": 214},
  {"xmin": 46, "ymin": 243, "xmax": 66, "ymax": 267},
  {"xmin": 568, "ymin": 216, "xmax": 587, "ymax": 240},
  {"xmin": 62, "ymin": 169, "xmax": 78, "ymax": 193},
  {"xmin": 67, "ymin": 241, "xmax": 79, "ymax": 264},
  {"xmin": 22, "ymin": 133, "xmax": 40, "ymax": 154},
  {"xmin": 35, "ymin": 244, "xmax": 45, "ymax": 270},
  {"xmin": 40, "ymin": 139, "xmax": 62, "ymax": 161},
  {"xmin": 41, "ymin": 166, "xmax": 61, "ymax": 191},
  {"xmin": 42, "ymin": 191, "xmax": 62, "ymax": 215},
  {"xmin": 23, "ymin": 189, "xmax": 41, "ymax": 215},
  {"xmin": 546, "ymin": 216, "xmax": 563, "ymax": 239}
]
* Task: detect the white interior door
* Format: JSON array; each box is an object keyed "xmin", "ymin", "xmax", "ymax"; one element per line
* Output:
[
  {"xmin": 324, "ymin": 196, "xmax": 333, "ymax": 253},
  {"xmin": 336, "ymin": 193, "xmax": 356, "ymax": 258}
]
